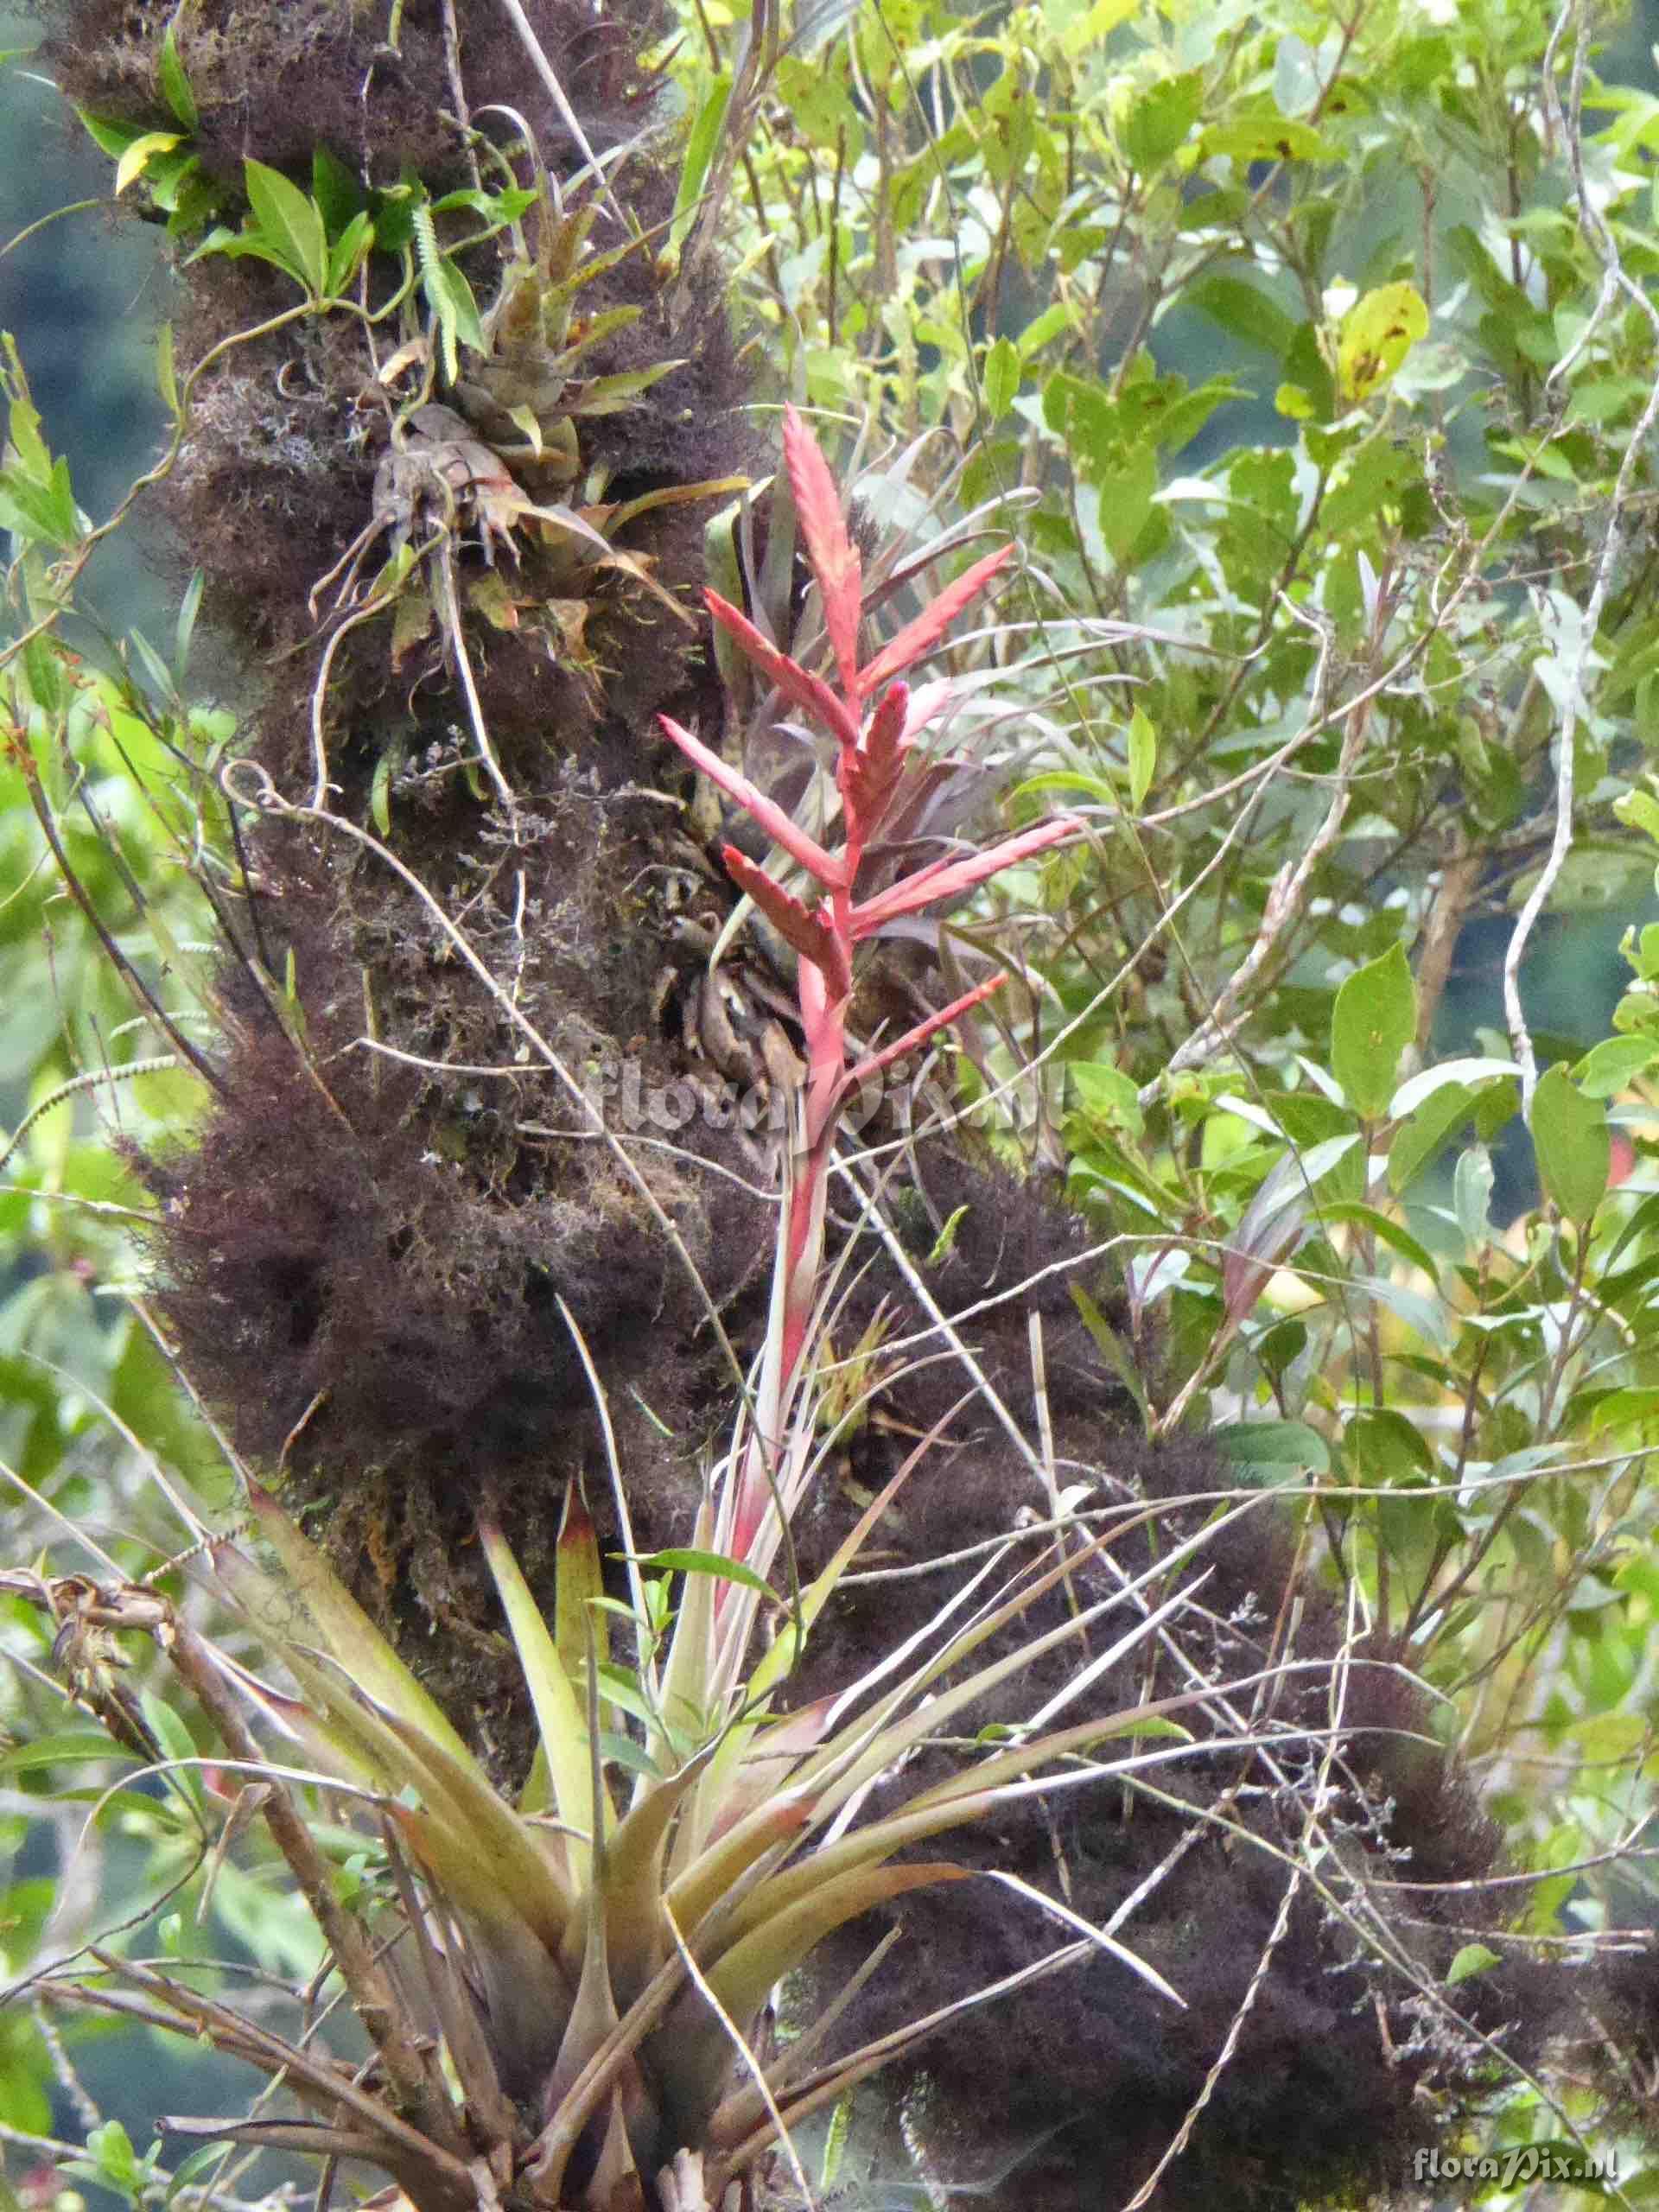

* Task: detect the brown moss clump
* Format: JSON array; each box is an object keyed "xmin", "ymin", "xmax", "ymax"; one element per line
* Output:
[
  {"xmin": 133, "ymin": 804, "xmax": 779, "ymax": 1750},
  {"xmin": 42, "ymin": 0, "xmax": 758, "ymax": 780},
  {"xmin": 42, "ymin": 0, "xmax": 765, "ymax": 1708},
  {"xmin": 43, "ymin": 0, "xmax": 664, "ymax": 188},
  {"xmin": 798, "ymin": 1427, "xmax": 1559, "ymax": 2212}
]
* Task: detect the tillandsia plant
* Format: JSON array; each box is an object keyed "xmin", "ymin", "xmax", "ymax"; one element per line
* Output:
[
  {"xmin": 73, "ymin": 1428, "xmax": 1213, "ymax": 2212},
  {"xmin": 6, "ymin": 400, "xmax": 1164, "ymax": 2212},
  {"xmin": 657, "ymin": 405, "xmax": 1081, "ymax": 1560}
]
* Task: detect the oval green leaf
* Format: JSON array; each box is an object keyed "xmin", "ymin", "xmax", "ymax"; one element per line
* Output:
[
  {"xmin": 244, "ymin": 157, "xmax": 327, "ymax": 296},
  {"xmin": 1530, "ymin": 1064, "xmax": 1610, "ymax": 1223},
  {"xmin": 1332, "ymin": 942, "xmax": 1415, "ymax": 1119}
]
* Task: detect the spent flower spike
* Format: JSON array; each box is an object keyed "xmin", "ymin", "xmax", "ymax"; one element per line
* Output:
[{"xmin": 659, "ymin": 406, "xmax": 1081, "ymax": 1525}]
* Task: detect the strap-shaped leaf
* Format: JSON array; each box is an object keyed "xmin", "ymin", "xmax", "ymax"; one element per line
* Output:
[
  {"xmin": 556, "ymin": 1485, "xmax": 610, "ymax": 1740},
  {"xmin": 385, "ymin": 1805, "xmax": 575, "ymax": 2087},
  {"xmin": 855, "ymin": 545, "xmax": 1014, "ymax": 697},
  {"xmin": 658, "ymin": 711, "xmax": 843, "ymax": 888},
  {"xmin": 480, "ymin": 1516, "xmax": 598, "ymax": 1894},
  {"xmin": 602, "ymin": 1754, "xmax": 715, "ymax": 2006},
  {"xmin": 663, "ymin": 1793, "xmax": 813, "ymax": 1937},
  {"xmin": 851, "ymin": 814, "xmax": 1080, "ymax": 935},
  {"xmin": 719, "ymin": 847, "xmax": 850, "ymax": 1000},
  {"xmin": 653, "ymin": 1865, "xmax": 969, "ymax": 2141},
  {"xmin": 702, "ymin": 588, "xmax": 862, "ymax": 753},
  {"xmin": 782, "ymin": 405, "xmax": 861, "ymax": 700},
  {"xmin": 238, "ymin": 1489, "xmax": 477, "ymax": 1770}
]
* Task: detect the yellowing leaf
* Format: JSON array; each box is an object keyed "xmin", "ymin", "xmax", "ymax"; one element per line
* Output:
[
  {"xmin": 115, "ymin": 131, "xmax": 181, "ymax": 195},
  {"xmin": 1337, "ymin": 282, "xmax": 1428, "ymax": 402}
]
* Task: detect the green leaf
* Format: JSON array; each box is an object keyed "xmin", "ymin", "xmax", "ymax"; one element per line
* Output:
[
  {"xmin": 155, "ymin": 320, "xmax": 178, "ymax": 416},
  {"xmin": 1586, "ymin": 1387, "xmax": 1659, "ymax": 1436},
  {"xmin": 159, "ymin": 17, "xmax": 199, "ymax": 130},
  {"xmin": 1046, "ymin": 0, "xmax": 1135, "ymax": 55},
  {"xmin": 1188, "ymin": 276, "xmax": 1298, "ymax": 361},
  {"xmin": 1446, "ymin": 1942, "xmax": 1499, "ymax": 1986},
  {"xmin": 1390, "ymin": 1056, "xmax": 1522, "ymax": 1117},
  {"xmin": 0, "ymin": 1730, "xmax": 138, "ymax": 1774},
  {"xmin": 1351, "ymin": 1272, "xmax": 1452, "ymax": 1352},
  {"xmin": 1069, "ymin": 1059, "xmax": 1143, "ymax": 1136},
  {"xmin": 1197, "ymin": 116, "xmax": 1332, "ymax": 163},
  {"xmin": 369, "ymin": 747, "xmax": 393, "ymax": 836},
  {"xmin": 1126, "ymin": 704, "xmax": 1156, "ymax": 808},
  {"xmin": 671, "ymin": 72, "xmax": 733, "ymax": 257},
  {"xmin": 77, "ymin": 110, "xmax": 151, "ymax": 160},
  {"xmin": 555, "ymin": 1484, "xmax": 608, "ymax": 1721},
  {"xmin": 1452, "ymin": 1144, "xmax": 1494, "ymax": 1249},
  {"xmin": 632, "ymin": 1548, "xmax": 778, "ymax": 1600},
  {"xmin": 243, "ymin": 158, "xmax": 328, "ymax": 297},
  {"xmin": 421, "ymin": 251, "xmax": 486, "ymax": 382},
  {"xmin": 0, "ymin": 455, "xmax": 81, "ymax": 548},
  {"xmin": 129, "ymin": 626, "xmax": 179, "ymax": 706},
  {"xmin": 370, "ymin": 181, "xmax": 419, "ymax": 254},
  {"xmin": 1344, "ymin": 1405, "xmax": 1434, "ymax": 1481},
  {"xmin": 1331, "ymin": 943, "xmax": 1415, "ymax": 1118},
  {"xmin": 234, "ymin": 1489, "xmax": 477, "ymax": 1769},
  {"xmin": 1094, "ymin": 442, "xmax": 1157, "ymax": 563},
  {"xmin": 175, "ymin": 567, "xmax": 204, "ymax": 677},
  {"xmin": 926, "ymin": 1205, "xmax": 969, "ymax": 1265},
  {"xmin": 1316, "ymin": 1201, "xmax": 1440, "ymax": 1278},
  {"xmin": 982, "ymin": 334, "xmax": 1020, "ymax": 419},
  {"xmin": 1571, "ymin": 1710, "xmax": 1647, "ymax": 1760},
  {"xmin": 311, "ymin": 145, "xmax": 366, "ymax": 237},
  {"xmin": 1389, "ymin": 1081, "xmax": 1475, "ymax": 1195},
  {"xmin": 137, "ymin": 1694, "xmax": 204, "ymax": 1815},
  {"xmin": 1530, "ymin": 1064, "xmax": 1610, "ymax": 1222},
  {"xmin": 1019, "ymin": 302, "xmax": 1074, "ymax": 358},
  {"xmin": 326, "ymin": 210, "xmax": 375, "ymax": 296},
  {"xmin": 82, "ymin": 2120, "xmax": 144, "ymax": 2196},
  {"xmin": 1575, "ymin": 1033, "xmax": 1659, "ymax": 1097},
  {"xmin": 1017, "ymin": 767, "xmax": 1118, "ymax": 805},
  {"xmin": 477, "ymin": 1517, "xmax": 595, "ymax": 1888},
  {"xmin": 115, "ymin": 130, "xmax": 182, "ymax": 196},
  {"xmin": 1211, "ymin": 1420, "xmax": 1330, "ymax": 1476},
  {"xmin": 1615, "ymin": 786, "xmax": 1659, "ymax": 845},
  {"xmin": 569, "ymin": 361, "xmax": 682, "ymax": 416},
  {"xmin": 167, "ymin": 2147, "xmax": 234, "ymax": 2204},
  {"xmin": 429, "ymin": 184, "xmax": 536, "ymax": 226},
  {"xmin": 1071, "ymin": 1283, "xmax": 1148, "ymax": 1421},
  {"xmin": 1121, "ymin": 72, "xmax": 1203, "ymax": 173}
]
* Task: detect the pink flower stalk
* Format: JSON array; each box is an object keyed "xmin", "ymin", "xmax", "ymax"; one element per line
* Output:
[{"xmin": 660, "ymin": 408, "xmax": 1080, "ymax": 1560}]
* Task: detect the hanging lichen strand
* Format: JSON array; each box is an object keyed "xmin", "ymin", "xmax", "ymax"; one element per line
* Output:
[{"xmin": 24, "ymin": 4, "xmax": 1630, "ymax": 2208}]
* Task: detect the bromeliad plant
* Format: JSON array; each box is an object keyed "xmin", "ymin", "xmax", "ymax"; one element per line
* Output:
[
  {"xmin": 658, "ymin": 405, "xmax": 1080, "ymax": 1569},
  {"xmin": 158, "ymin": 1421, "xmax": 1211, "ymax": 2212},
  {"xmin": 2, "ymin": 411, "xmax": 1193, "ymax": 2212}
]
